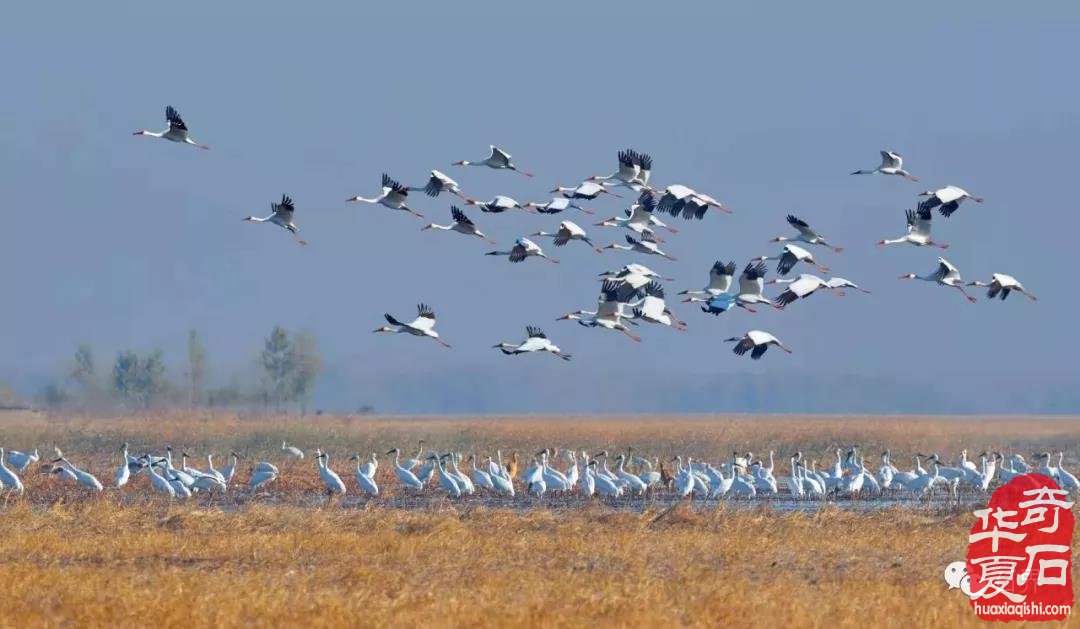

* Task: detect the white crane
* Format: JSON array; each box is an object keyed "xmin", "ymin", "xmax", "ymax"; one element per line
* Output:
[
  {"xmin": 485, "ymin": 237, "xmax": 559, "ymax": 264},
  {"xmin": 877, "ymin": 206, "xmax": 946, "ymax": 248},
  {"xmin": 248, "ymin": 466, "xmax": 278, "ymax": 492},
  {"xmin": 551, "ymin": 181, "xmax": 620, "ymax": 201},
  {"xmin": 557, "ymin": 280, "xmax": 641, "ymax": 342},
  {"xmin": 851, "ymin": 150, "xmax": 917, "ymax": 181},
  {"xmin": 452, "ymin": 145, "xmax": 533, "ymax": 177},
  {"xmin": 594, "ymin": 190, "xmax": 674, "ymax": 239},
  {"xmin": 530, "ymin": 220, "xmax": 601, "ymax": 253},
  {"xmin": 282, "ymin": 441, "xmax": 305, "ymax": 459},
  {"xmin": 411, "ymin": 170, "xmax": 465, "ymax": 199},
  {"xmin": 754, "ymin": 243, "xmax": 828, "ymax": 276},
  {"xmin": 374, "ymin": 303, "xmax": 451, "ymax": 347},
  {"xmin": 386, "ymin": 448, "xmax": 424, "ymax": 491},
  {"xmin": 349, "ymin": 454, "xmax": 380, "ymax": 496},
  {"xmin": 243, "ymin": 194, "xmax": 307, "ymax": 245},
  {"xmin": 51, "ymin": 455, "xmax": 103, "ymax": 491},
  {"xmin": 767, "ymin": 274, "xmax": 830, "ymax": 309},
  {"xmin": 115, "ymin": 443, "xmax": 131, "ymax": 488},
  {"xmin": 145, "ymin": 460, "xmax": 176, "ymax": 497},
  {"xmin": 735, "ymin": 261, "xmax": 779, "ymax": 312},
  {"xmin": 346, "ymin": 173, "xmax": 425, "ymax": 219},
  {"xmin": 630, "ymin": 281, "xmax": 686, "ymax": 330},
  {"xmin": 678, "ymin": 260, "xmax": 737, "ymax": 299},
  {"xmin": 589, "ymin": 149, "xmax": 651, "ymax": 191},
  {"xmin": 315, "ymin": 452, "xmax": 347, "ymax": 500},
  {"xmin": 0, "ymin": 449, "xmax": 24, "ymax": 495},
  {"xmin": 773, "ymin": 215, "xmax": 843, "ymax": 252},
  {"xmin": 898, "ymin": 257, "xmax": 977, "ymax": 303},
  {"xmin": 966, "ymin": 273, "xmax": 1037, "ymax": 301},
  {"xmin": 604, "ymin": 233, "xmax": 675, "ymax": 260},
  {"xmin": 432, "ymin": 454, "xmax": 462, "ymax": 497},
  {"xmin": 522, "ymin": 197, "xmax": 593, "ymax": 215},
  {"xmin": 655, "ymin": 185, "xmax": 731, "ymax": 219},
  {"xmin": 918, "ymin": 185, "xmax": 983, "ymax": 218},
  {"xmin": 724, "ymin": 330, "xmax": 792, "ymax": 360},
  {"xmin": 421, "ymin": 206, "xmax": 494, "ymax": 243},
  {"xmin": 824, "ymin": 277, "xmax": 871, "ymax": 295},
  {"xmin": 6, "ymin": 448, "xmax": 39, "ymax": 473},
  {"xmin": 464, "ymin": 195, "xmax": 530, "ymax": 214},
  {"xmin": 220, "ymin": 452, "xmax": 241, "ymax": 484},
  {"xmin": 133, "ymin": 106, "xmax": 209, "ymax": 149},
  {"xmin": 493, "ymin": 326, "xmax": 571, "ymax": 360}
]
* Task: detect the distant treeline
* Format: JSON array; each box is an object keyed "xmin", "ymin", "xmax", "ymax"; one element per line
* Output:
[{"xmin": 29, "ymin": 326, "xmax": 324, "ymax": 414}]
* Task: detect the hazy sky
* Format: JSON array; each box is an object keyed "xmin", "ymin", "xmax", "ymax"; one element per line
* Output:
[{"xmin": 2, "ymin": 2, "xmax": 1078, "ymax": 412}]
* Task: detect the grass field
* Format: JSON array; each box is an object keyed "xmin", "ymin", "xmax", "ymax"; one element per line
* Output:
[{"xmin": 0, "ymin": 411, "xmax": 1077, "ymax": 627}]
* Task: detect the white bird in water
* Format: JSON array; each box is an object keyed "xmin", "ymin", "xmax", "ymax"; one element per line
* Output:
[
  {"xmin": 898, "ymin": 257, "xmax": 977, "ymax": 303},
  {"xmin": 604, "ymin": 233, "xmax": 675, "ymax": 260},
  {"xmin": 918, "ymin": 185, "xmax": 983, "ymax": 218},
  {"xmin": 531, "ymin": 220, "xmax": 602, "ymax": 253},
  {"xmin": 133, "ymin": 106, "xmax": 209, "ymax": 149},
  {"xmin": 453, "ymin": 145, "xmax": 533, "ymax": 177},
  {"xmin": 724, "ymin": 330, "xmax": 792, "ymax": 360},
  {"xmin": 967, "ymin": 273, "xmax": 1037, "ymax": 301},
  {"xmin": 522, "ymin": 197, "xmax": 593, "ymax": 215},
  {"xmin": 773, "ymin": 215, "xmax": 842, "ymax": 252},
  {"xmin": 551, "ymin": 181, "xmax": 621, "ymax": 201},
  {"xmin": 656, "ymin": 185, "xmax": 731, "ymax": 219},
  {"xmin": 679, "ymin": 260, "xmax": 736, "ymax": 299},
  {"xmin": 851, "ymin": 150, "xmax": 917, "ymax": 181},
  {"xmin": 877, "ymin": 206, "xmax": 947, "ymax": 249},
  {"xmin": 754, "ymin": 243, "xmax": 828, "ymax": 276},
  {"xmin": 465, "ymin": 195, "xmax": 531, "ymax": 214},
  {"xmin": 486, "ymin": 237, "xmax": 558, "ymax": 264},
  {"xmin": 243, "ymin": 194, "xmax": 307, "ymax": 245},
  {"xmin": 346, "ymin": 174, "xmax": 425, "ymax": 219},
  {"xmin": 374, "ymin": 303, "xmax": 451, "ymax": 347},
  {"xmin": 421, "ymin": 206, "xmax": 494, "ymax": 243},
  {"xmin": 589, "ymin": 149, "xmax": 651, "ymax": 191},
  {"xmin": 411, "ymin": 170, "xmax": 465, "ymax": 199},
  {"xmin": 493, "ymin": 326, "xmax": 571, "ymax": 360}
]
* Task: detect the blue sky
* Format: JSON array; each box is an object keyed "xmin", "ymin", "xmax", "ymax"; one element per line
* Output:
[{"xmin": 1, "ymin": 2, "xmax": 1077, "ymax": 412}]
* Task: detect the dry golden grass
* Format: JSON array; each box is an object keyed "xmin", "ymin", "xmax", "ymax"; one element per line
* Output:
[{"xmin": 0, "ymin": 411, "xmax": 1078, "ymax": 627}]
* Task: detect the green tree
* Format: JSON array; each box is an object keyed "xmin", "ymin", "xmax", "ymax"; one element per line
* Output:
[
  {"xmin": 289, "ymin": 331, "xmax": 322, "ymax": 416},
  {"xmin": 187, "ymin": 329, "xmax": 207, "ymax": 406},
  {"xmin": 260, "ymin": 326, "xmax": 292, "ymax": 410},
  {"xmin": 36, "ymin": 383, "xmax": 69, "ymax": 408},
  {"xmin": 113, "ymin": 349, "xmax": 168, "ymax": 408}
]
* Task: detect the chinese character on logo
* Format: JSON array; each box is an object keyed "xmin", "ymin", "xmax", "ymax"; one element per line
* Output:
[{"xmin": 965, "ymin": 473, "xmax": 1074, "ymax": 621}]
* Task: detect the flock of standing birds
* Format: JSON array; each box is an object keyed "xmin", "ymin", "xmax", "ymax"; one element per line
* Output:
[
  {"xmin": 0, "ymin": 106, "xmax": 1041, "ymax": 505},
  {"xmin": 133, "ymin": 106, "xmax": 1035, "ymax": 362},
  {"xmin": 1, "ymin": 441, "xmax": 1077, "ymax": 504}
]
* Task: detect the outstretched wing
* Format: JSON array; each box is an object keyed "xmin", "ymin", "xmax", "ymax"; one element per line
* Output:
[
  {"xmin": 777, "ymin": 251, "xmax": 797, "ymax": 276},
  {"xmin": 750, "ymin": 345, "xmax": 769, "ymax": 360},
  {"xmin": 743, "ymin": 261, "xmax": 768, "ymax": 281},
  {"xmin": 382, "ymin": 173, "xmax": 408, "ymax": 194},
  {"xmin": 423, "ymin": 174, "xmax": 444, "ymax": 197},
  {"xmin": 624, "ymin": 234, "xmax": 639, "ymax": 245},
  {"xmin": 639, "ymin": 231, "xmax": 658, "ymax": 244},
  {"xmin": 636, "ymin": 190, "xmax": 656, "ymax": 214},
  {"xmin": 274, "ymin": 194, "xmax": 295, "ymax": 217},
  {"xmin": 384, "ymin": 313, "xmax": 403, "ymax": 326},
  {"xmin": 643, "ymin": 281, "xmax": 665, "ymax": 299},
  {"xmin": 166, "ymin": 106, "xmax": 188, "ymax": 131},
  {"xmin": 526, "ymin": 326, "xmax": 547, "ymax": 339},
  {"xmin": 786, "ymin": 214, "xmax": 810, "ymax": 230},
  {"xmin": 451, "ymin": 206, "xmax": 473, "ymax": 225},
  {"xmin": 416, "ymin": 303, "xmax": 436, "ymax": 320},
  {"xmin": 732, "ymin": 337, "xmax": 754, "ymax": 356},
  {"xmin": 509, "ymin": 243, "xmax": 527, "ymax": 262},
  {"xmin": 714, "ymin": 260, "xmax": 737, "ymax": 277}
]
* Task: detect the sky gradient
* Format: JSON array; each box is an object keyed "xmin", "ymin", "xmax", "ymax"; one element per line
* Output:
[{"xmin": 1, "ymin": 2, "xmax": 1077, "ymax": 412}]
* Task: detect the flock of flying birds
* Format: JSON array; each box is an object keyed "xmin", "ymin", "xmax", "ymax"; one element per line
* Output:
[{"xmin": 134, "ymin": 107, "xmax": 1036, "ymax": 361}]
